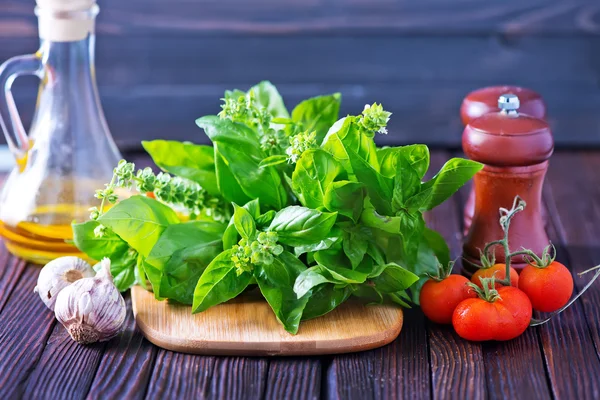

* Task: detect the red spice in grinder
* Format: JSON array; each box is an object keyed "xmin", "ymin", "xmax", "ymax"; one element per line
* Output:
[
  {"xmin": 462, "ymin": 94, "xmax": 553, "ymax": 275},
  {"xmin": 461, "ymin": 86, "xmax": 547, "ymax": 234}
]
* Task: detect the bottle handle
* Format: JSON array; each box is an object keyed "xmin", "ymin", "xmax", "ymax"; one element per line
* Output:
[{"xmin": 0, "ymin": 53, "xmax": 42, "ymax": 161}]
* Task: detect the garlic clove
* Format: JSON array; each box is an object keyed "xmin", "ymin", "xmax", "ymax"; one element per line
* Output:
[
  {"xmin": 54, "ymin": 258, "xmax": 126, "ymax": 345},
  {"xmin": 35, "ymin": 256, "xmax": 95, "ymax": 311}
]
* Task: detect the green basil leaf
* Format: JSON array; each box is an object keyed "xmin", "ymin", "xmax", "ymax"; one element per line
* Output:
[
  {"xmin": 158, "ymin": 240, "xmax": 223, "ymax": 304},
  {"xmin": 323, "ymin": 181, "xmax": 364, "ymax": 223},
  {"xmin": 342, "ymin": 225, "xmax": 370, "ymax": 269},
  {"xmin": 98, "ymin": 195, "xmax": 180, "ymax": 257},
  {"xmin": 301, "ymin": 285, "xmax": 351, "ymax": 321},
  {"xmin": 259, "ymin": 154, "xmax": 288, "ymax": 168},
  {"xmin": 348, "ymin": 149, "xmax": 393, "ymax": 215},
  {"xmin": 255, "ymin": 252, "xmax": 309, "ymax": 334},
  {"xmin": 192, "ymin": 250, "xmax": 253, "ymax": 313},
  {"xmin": 197, "ymin": 116, "xmax": 287, "ymax": 209},
  {"xmin": 352, "ymin": 285, "xmax": 384, "ymax": 305},
  {"xmin": 292, "ymin": 149, "xmax": 345, "ymax": 209},
  {"xmin": 256, "ymin": 210, "xmax": 277, "ymax": 228},
  {"xmin": 291, "ymin": 93, "xmax": 341, "ymax": 143},
  {"xmin": 388, "ymin": 291, "xmax": 412, "ymax": 308},
  {"xmin": 214, "ymin": 144, "xmax": 253, "ymax": 206},
  {"xmin": 268, "ymin": 206, "xmax": 337, "ymax": 247},
  {"xmin": 370, "ymin": 262, "xmax": 419, "ymax": 293},
  {"xmin": 366, "ymin": 242, "xmax": 386, "ymax": 267},
  {"xmin": 423, "ymin": 227, "xmax": 451, "ymax": 267},
  {"xmin": 72, "ymin": 220, "xmax": 129, "ymax": 261},
  {"xmin": 323, "ymin": 117, "xmax": 379, "ymax": 170},
  {"xmin": 222, "ymin": 199, "xmax": 260, "ymax": 250},
  {"xmin": 293, "ymin": 228, "xmax": 342, "ymax": 257},
  {"xmin": 397, "ymin": 210, "xmax": 425, "ymax": 265},
  {"xmin": 391, "ymin": 152, "xmax": 421, "ymax": 212},
  {"xmin": 398, "ymin": 145, "xmax": 430, "ymax": 180},
  {"xmin": 135, "ymin": 254, "xmax": 149, "ymax": 290},
  {"xmin": 409, "ymin": 158, "xmax": 482, "ymax": 211},
  {"xmin": 232, "ymin": 204, "xmax": 257, "ymax": 241},
  {"xmin": 294, "ymin": 267, "xmax": 336, "ymax": 298},
  {"xmin": 314, "ymin": 251, "xmax": 369, "ymax": 283},
  {"xmin": 249, "ymin": 81, "xmax": 289, "ymax": 119},
  {"xmin": 360, "ymin": 199, "xmax": 401, "ymax": 234},
  {"xmin": 145, "ymin": 220, "xmax": 225, "ymax": 303},
  {"xmin": 142, "ymin": 140, "xmax": 219, "ymax": 196},
  {"xmin": 378, "ymin": 145, "xmax": 430, "ymax": 180},
  {"xmin": 377, "ymin": 147, "xmax": 398, "ymax": 178}
]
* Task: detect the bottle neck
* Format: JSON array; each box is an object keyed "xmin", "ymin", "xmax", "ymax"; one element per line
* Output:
[{"xmin": 38, "ymin": 35, "xmax": 98, "ymax": 96}]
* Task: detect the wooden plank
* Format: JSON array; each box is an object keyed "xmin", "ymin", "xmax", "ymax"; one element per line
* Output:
[
  {"xmin": 2, "ymin": 0, "xmax": 599, "ymax": 35},
  {"xmin": 327, "ymin": 309, "xmax": 431, "ymax": 400},
  {"xmin": 145, "ymin": 351, "xmax": 217, "ymax": 398},
  {"xmin": 0, "ymin": 248, "xmax": 26, "ymax": 313},
  {"xmin": 263, "ymin": 359, "xmax": 321, "ymax": 400},
  {"xmin": 132, "ymin": 286, "xmax": 403, "ymax": 356},
  {"xmin": 83, "ymin": 297, "xmax": 157, "ymax": 400},
  {"xmin": 538, "ymin": 151, "xmax": 600, "ymax": 398},
  {"xmin": 8, "ymin": 79, "xmax": 600, "ymax": 152},
  {"xmin": 145, "ymin": 351, "xmax": 270, "ymax": 399},
  {"xmin": 426, "ymin": 152, "xmax": 486, "ymax": 400},
  {"xmin": 23, "ymin": 323, "xmax": 105, "ymax": 399},
  {"xmin": 0, "ymin": 265, "xmax": 55, "ymax": 398}
]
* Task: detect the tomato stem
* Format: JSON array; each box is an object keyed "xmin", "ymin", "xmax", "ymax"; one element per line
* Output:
[
  {"xmin": 530, "ymin": 266, "xmax": 600, "ymax": 326},
  {"xmin": 481, "ymin": 196, "xmax": 526, "ymax": 286}
]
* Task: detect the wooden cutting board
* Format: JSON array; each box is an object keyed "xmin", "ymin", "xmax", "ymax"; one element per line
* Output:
[{"xmin": 131, "ymin": 286, "xmax": 403, "ymax": 356}]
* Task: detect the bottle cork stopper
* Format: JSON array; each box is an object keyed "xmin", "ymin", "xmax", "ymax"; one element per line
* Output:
[{"xmin": 35, "ymin": 0, "xmax": 97, "ymax": 42}]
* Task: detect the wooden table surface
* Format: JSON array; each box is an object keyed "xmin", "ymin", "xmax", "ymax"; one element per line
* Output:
[{"xmin": 1, "ymin": 150, "xmax": 599, "ymax": 400}]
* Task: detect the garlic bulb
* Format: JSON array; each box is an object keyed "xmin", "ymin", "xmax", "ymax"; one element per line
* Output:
[
  {"xmin": 34, "ymin": 256, "xmax": 95, "ymax": 311},
  {"xmin": 54, "ymin": 258, "xmax": 126, "ymax": 344}
]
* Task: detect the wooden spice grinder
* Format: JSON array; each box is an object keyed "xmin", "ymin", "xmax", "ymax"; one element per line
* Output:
[
  {"xmin": 460, "ymin": 86, "xmax": 547, "ymax": 234},
  {"xmin": 462, "ymin": 94, "xmax": 553, "ymax": 275}
]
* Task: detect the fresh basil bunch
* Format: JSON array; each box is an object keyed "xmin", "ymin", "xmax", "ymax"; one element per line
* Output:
[{"xmin": 72, "ymin": 81, "xmax": 482, "ymax": 334}]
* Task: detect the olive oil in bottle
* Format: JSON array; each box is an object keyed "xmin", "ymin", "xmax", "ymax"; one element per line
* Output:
[{"xmin": 0, "ymin": 0, "xmax": 122, "ymax": 263}]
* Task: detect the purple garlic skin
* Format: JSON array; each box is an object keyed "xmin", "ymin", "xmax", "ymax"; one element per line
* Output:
[{"xmin": 54, "ymin": 258, "xmax": 126, "ymax": 344}]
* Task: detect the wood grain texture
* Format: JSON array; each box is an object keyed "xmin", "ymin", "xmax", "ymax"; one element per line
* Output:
[
  {"xmin": 2, "ymin": 0, "xmax": 600, "ymax": 149},
  {"xmin": 145, "ymin": 351, "xmax": 218, "ymax": 398},
  {"xmin": 131, "ymin": 286, "xmax": 403, "ymax": 356},
  {"xmin": 2, "ymin": 0, "xmax": 600, "ymax": 35},
  {"xmin": 539, "ymin": 152, "xmax": 600, "ymax": 399},
  {"xmin": 86, "ymin": 297, "xmax": 157, "ymax": 400},
  {"xmin": 264, "ymin": 359, "xmax": 321, "ymax": 400},
  {"xmin": 145, "ymin": 351, "xmax": 270, "ymax": 399},
  {"xmin": 0, "ymin": 249, "xmax": 26, "ymax": 313},
  {"xmin": 327, "ymin": 308, "xmax": 431, "ymax": 400},
  {"xmin": 23, "ymin": 323, "xmax": 105, "ymax": 399},
  {"xmin": 0, "ymin": 265, "xmax": 55, "ymax": 398}
]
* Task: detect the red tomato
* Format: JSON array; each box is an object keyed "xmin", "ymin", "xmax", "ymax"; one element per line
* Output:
[
  {"xmin": 420, "ymin": 275, "xmax": 477, "ymax": 324},
  {"xmin": 518, "ymin": 261, "xmax": 573, "ymax": 312},
  {"xmin": 452, "ymin": 286, "xmax": 532, "ymax": 341},
  {"xmin": 472, "ymin": 264, "xmax": 519, "ymax": 288},
  {"xmin": 146, "ymin": 191, "xmax": 156, "ymax": 199}
]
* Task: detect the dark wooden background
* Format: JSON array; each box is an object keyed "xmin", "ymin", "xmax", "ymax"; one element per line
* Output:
[{"xmin": 1, "ymin": 0, "xmax": 599, "ymax": 150}]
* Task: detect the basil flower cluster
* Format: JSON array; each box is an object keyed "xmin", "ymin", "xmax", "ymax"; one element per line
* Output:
[
  {"xmin": 286, "ymin": 130, "xmax": 317, "ymax": 164},
  {"xmin": 231, "ymin": 231, "xmax": 284, "ymax": 275},
  {"xmin": 358, "ymin": 103, "xmax": 391, "ymax": 136},
  {"xmin": 90, "ymin": 160, "xmax": 229, "ymax": 224}
]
